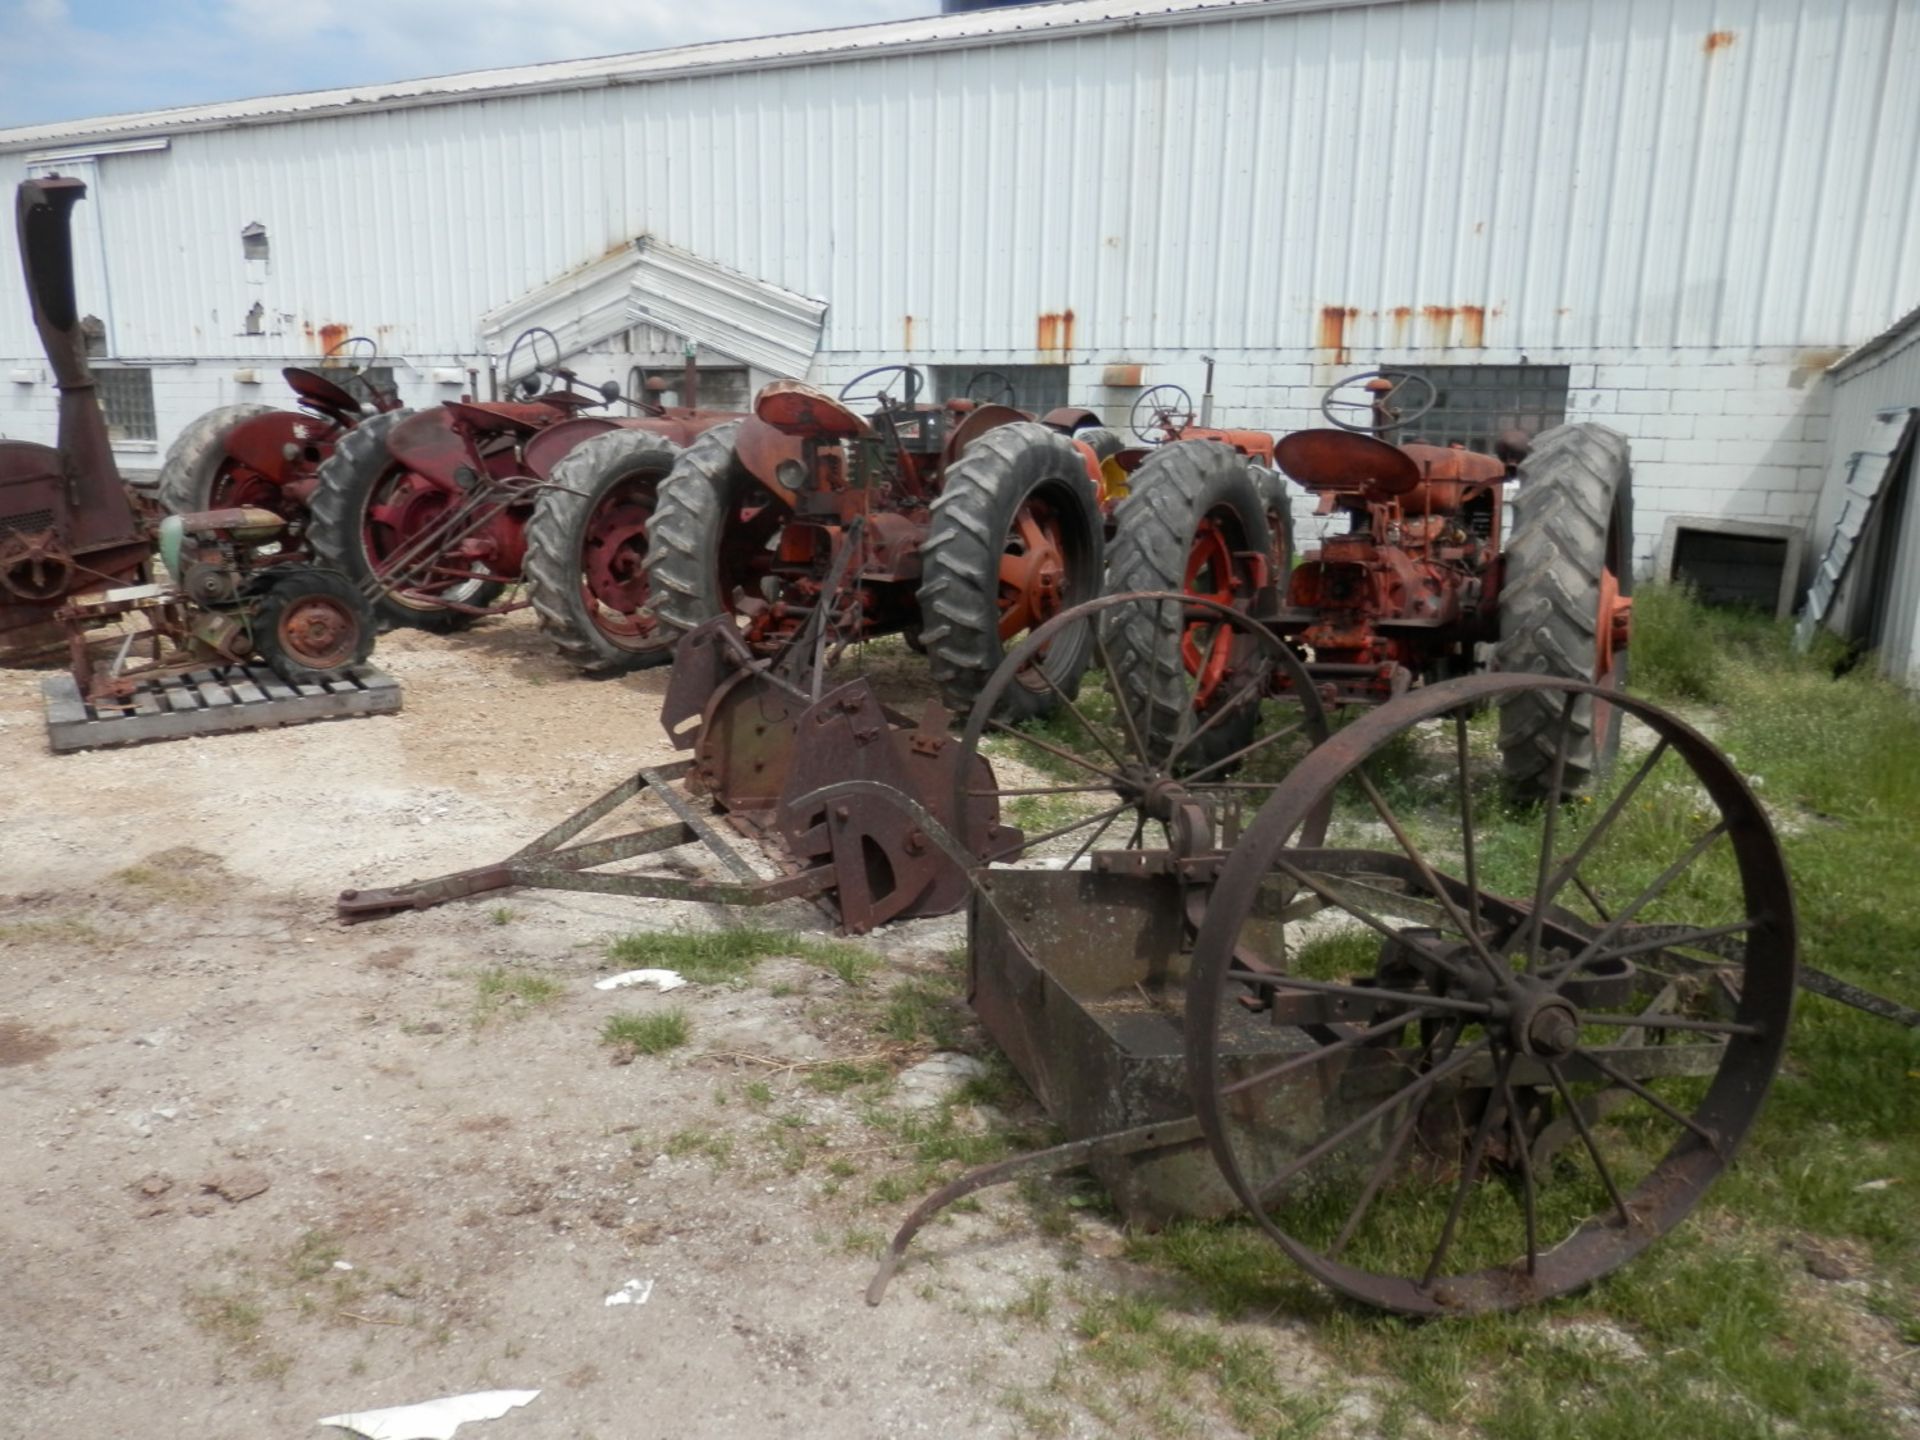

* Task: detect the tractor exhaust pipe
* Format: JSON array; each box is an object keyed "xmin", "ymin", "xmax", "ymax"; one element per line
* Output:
[{"xmin": 17, "ymin": 176, "xmax": 117, "ymax": 501}]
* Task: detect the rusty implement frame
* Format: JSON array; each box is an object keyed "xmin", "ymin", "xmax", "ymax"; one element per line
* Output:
[
  {"xmin": 337, "ymin": 615, "xmax": 1015, "ymax": 934},
  {"xmin": 337, "ymin": 759, "xmax": 837, "ymax": 922}
]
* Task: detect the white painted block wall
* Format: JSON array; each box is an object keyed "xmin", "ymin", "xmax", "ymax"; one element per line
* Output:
[{"xmin": 2, "ymin": 343, "xmax": 1835, "ymax": 577}]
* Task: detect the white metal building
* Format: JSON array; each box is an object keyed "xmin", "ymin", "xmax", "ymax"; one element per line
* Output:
[{"xmin": 2, "ymin": 0, "xmax": 1916, "ymax": 571}]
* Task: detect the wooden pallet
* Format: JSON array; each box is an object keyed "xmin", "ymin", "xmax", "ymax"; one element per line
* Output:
[{"xmin": 42, "ymin": 663, "xmax": 401, "ymax": 753}]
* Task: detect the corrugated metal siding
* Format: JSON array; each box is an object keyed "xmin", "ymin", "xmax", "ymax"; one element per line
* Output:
[
  {"xmin": 2, "ymin": 0, "xmax": 1916, "ymax": 365},
  {"xmin": 1818, "ymin": 316, "xmax": 1920, "ymax": 689}
]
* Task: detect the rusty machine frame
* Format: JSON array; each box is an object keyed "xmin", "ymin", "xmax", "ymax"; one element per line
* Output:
[{"xmin": 0, "ymin": 177, "xmax": 374, "ymax": 703}]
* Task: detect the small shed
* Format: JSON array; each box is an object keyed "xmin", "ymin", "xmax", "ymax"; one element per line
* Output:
[{"xmin": 1804, "ymin": 308, "xmax": 1920, "ymax": 690}]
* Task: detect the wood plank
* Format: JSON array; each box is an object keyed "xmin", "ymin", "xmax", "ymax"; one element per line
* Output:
[
  {"xmin": 251, "ymin": 668, "xmax": 300, "ymax": 702},
  {"xmin": 42, "ymin": 663, "xmax": 403, "ymax": 753},
  {"xmin": 194, "ymin": 672, "xmax": 235, "ymax": 708},
  {"xmin": 226, "ymin": 671, "xmax": 270, "ymax": 704}
]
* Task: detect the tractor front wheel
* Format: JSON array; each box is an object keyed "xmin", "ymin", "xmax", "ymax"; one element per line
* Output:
[
  {"xmin": 525, "ymin": 428, "xmax": 681, "ymax": 673},
  {"xmin": 251, "ymin": 566, "xmax": 374, "ymax": 684},
  {"xmin": 1495, "ymin": 423, "xmax": 1635, "ymax": 802},
  {"xmin": 1101, "ymin": 439, "xmax": 1281, "ymax": 771},
  {"xmin": 918, "ymin": 422, "xmax": 1105, "ymax": 721}
]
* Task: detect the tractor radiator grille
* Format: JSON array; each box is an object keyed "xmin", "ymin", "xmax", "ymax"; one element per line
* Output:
[{"xmin": 0, "ymin": 508, "xmax": 54, "ymax": 537}]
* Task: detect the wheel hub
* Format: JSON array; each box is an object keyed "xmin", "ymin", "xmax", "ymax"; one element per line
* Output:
[
  {"xmin": 281, "ymin": 597, "xmax": 356, "ymax": 667},
  {"xmin": 1503, "ymin": 981, "xmax": 1582, "ymax": 1058}
]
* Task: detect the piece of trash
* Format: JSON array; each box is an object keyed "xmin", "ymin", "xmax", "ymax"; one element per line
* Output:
[
  {"xmin": 604, "ymin": 1277, "xmax": 653, "ymax": 1307},
  {"xmin": 318, "ymin": 1389, "xmax": 539, "ymax": 1439},
  {"xmin": 1853, "ymin": 1178, "xmax": 1897, "ymax": 1192},
  {"xmin": 333, "ymin": 1260, "xmax": 355, "ymax": 1271},
  {"xmin": 594, "ymin": 969, "xmax": 686, "ymax": 993}
]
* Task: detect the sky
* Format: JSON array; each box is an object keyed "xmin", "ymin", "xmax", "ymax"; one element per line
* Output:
[{"xmin": 0, "ymin": 0, "xmax": 932, "ymax": 128}]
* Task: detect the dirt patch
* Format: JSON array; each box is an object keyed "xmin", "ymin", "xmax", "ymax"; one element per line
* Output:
[
  {"xmin": 0, "ymin": 614, "xmax": 1160, "ymax": 1439},
  {"xmin": 0, "ymin": 1019, "xmax": 60, "ymax": 1066}
]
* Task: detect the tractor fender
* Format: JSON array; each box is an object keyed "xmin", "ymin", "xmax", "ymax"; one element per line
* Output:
[
  {"xmin": 385, "ymin": 408, "xmax": 490, "ymax": 491},
  {"xmin": 942, "ymin": 403, "xmax": 1029, "ymax": 467},
  {"xmin": 1039, "ymin": 405, "xmax": 1103, "ymax": 434},
  {"xmin": 522, "ymin": 415, "xmax": 623, "ymax": 480},
  {"xmin": 222, "ymin": 409, "xmax": 332, "ymax": 488}
]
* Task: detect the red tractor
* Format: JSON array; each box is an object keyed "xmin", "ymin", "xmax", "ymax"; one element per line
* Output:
[
  {"xmin": 1105, "ymin": 369, "xmax": 1633, "ymax": 800},
  {"xmin": 155, "ymin": 336, "xmax": 403, "ymax": 549},
  {"xmin": 639, "ymin": 365, "xmax": 1110, "ymax": 718},
  {"xmin": 303, "ymin": 334, "xmax": 740, "ymax": 669}
]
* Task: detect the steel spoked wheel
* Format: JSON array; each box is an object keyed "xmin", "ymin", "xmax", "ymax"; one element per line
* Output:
[
  {"xmin": 952, "ymin": 591, "xmax": 1330, "ymax": 867},
  {"xmin": 1185, "ymin": 674, "xmax": 1795, "ymax": 1315}
]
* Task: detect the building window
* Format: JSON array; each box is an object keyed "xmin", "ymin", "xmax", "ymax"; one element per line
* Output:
[
  {"xmin": 96, "ymin": 366, "xmax": 156, "ymax": 443},
  {"xmin": 629, "ymin": 365, "xmax": 750, "ymax": 411},
  {"xmin": 1396, "ymin": 365, "xmax": 1570, "ymax": 453},
  {"xmin": 933, "ymin": 364, "xmax": 1068, "ymax": 413}
]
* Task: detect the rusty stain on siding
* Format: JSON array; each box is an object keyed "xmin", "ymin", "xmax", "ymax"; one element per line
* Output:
[
  {"xmin": 902, "ymin": 315, "xmax": 915, "ymax": 352},
  {"xmin": 1317, "ymin": 305, "xmax": 1359, "ymax": 356},
  {"xmin": 1037, "ymin": 309, "xmax": 1076, "ymax": 352},
  {"xmin": 1460, "ymin": 305, "xmax": 1486, "ymax": 348},
  {"xmin": 1389, "ymin": 306, "xmax": 1412, "ymax": 347},
  {"xmin": 1704, "ymin": 29, "xmax": 1736, "ymax": 54}
]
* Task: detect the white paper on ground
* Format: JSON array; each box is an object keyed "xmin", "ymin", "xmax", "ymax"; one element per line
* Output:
[
  {"xmin": 593, "ymin": 969, "xmax": 687, "ymax": 992},
  {"xmin": 604, "ymin": 1277, "xmax": 654, "ymax": 1307},
  {"xmin": 318, "ymin": 1388, "xmax": 540, "ymax": 1439}
]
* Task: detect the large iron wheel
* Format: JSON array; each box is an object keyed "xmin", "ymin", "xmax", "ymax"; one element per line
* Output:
[
  {"xmin": 950, "ymin": 591, "xmax": 1330, "ymax": 868},
  {"xmin": 1184, "ymin": 673, "xmax": 1795, "ymax": 1316}
]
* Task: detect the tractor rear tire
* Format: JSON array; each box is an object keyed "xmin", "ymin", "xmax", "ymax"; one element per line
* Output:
[
  {"xmin": 251, "ymin": 566, "xmax": 375, "ymax": 685},
  {"xmin": 156, "ymin": 404, "xmax": 276, "ymax": 515},
  {"xmin": 919, "ymin": 422, "xmax": 1105, "ymax": 722},
  {"xmin": 308, "ymin": 409, "xmax": 506, "ymax": 633},
  {"xmin": 525, "ymin": 428, "xmax": 680, "ymax": 674},
  {"xmin": 1495, "ymin": 422, "xmax": 1634, "ymax": 803},
  {"xmin": 643, "ymin": 421, "xmax": 792, "ymax": 641},
  {"xmin": 1075, "ymin": 426, "xmax": 1125, "ymax": 463},
  {"xmin": 1102, "ymin": 440, "xmax": 1279, "ymax": 771}
]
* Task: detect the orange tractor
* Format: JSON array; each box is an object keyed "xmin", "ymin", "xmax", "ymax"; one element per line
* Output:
[{"xmin": 1105, "ymin": 368, "xmax": 1634, "ymax": 800}]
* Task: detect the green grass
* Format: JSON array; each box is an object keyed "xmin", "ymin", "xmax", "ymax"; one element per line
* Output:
[
  {"xmin": 472, "ymin": 966, "xmax": 563, "ymax": 1024},
  {"xmin": 605, "ymin": 925, "xmax": 878, "ymax": 987},
  {"xmin": 601, "ymin": 1009, "xmax": 690, "ymax": 1055},
  {"xmin": 1098, "ymin": 586, "xmax": 1920, "ymax": 1439}
]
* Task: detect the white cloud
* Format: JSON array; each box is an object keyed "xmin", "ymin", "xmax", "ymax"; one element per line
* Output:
[{"xmin": 1, "ymin": 0, "xmax": 928, "ymax": 127}]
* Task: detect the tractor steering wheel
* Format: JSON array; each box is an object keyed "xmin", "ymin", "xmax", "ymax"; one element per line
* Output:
[
  {"xmin": 964, "ymin": 370, "xmax": 1017, "ymax": 407},
  {"xmin": 322, "ymin": 334, "xmax": 379, "ymax": 368},
  {"xmin": 504, "ymin": 325, "xmax": 564, "ymax": 398},
  {"xmin": 1319, "ymin": 369, "xmax": 1438, "ymax": 435},
  {"xmin": 1129, "ymin": 384, "xmax": 1195, "ymax": 444},
  {"xmin": 839, "ymin": 364, "xmax": 925, "ymax": 413}
]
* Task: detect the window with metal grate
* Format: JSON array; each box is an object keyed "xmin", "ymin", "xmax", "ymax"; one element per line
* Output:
[
  {"xmin": 933, "ymin": 364, "xmax": 1068, "ymax": 413},
  {"xmin": 1395, "ymin": 365, "xmax": 1570, "ymax": 452},
  {"xmin": 95, "ymin": 366, "xmax": 156, "ymax": 443}
]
